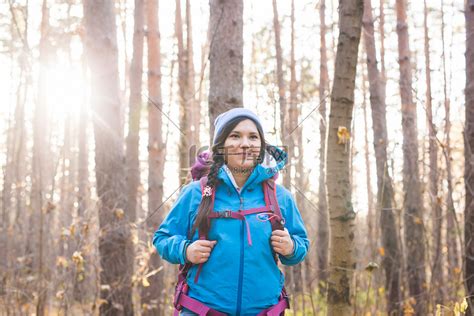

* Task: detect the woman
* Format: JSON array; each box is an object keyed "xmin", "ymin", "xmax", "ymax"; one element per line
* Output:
[{"xmin": 153, "ymin": 108, "xmax": 309, "ymax": 315}]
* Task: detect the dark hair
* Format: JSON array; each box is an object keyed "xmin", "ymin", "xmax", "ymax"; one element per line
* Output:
[{"xmin": 189, "ymin": 116, "xmax": 266, "ymax": 238}]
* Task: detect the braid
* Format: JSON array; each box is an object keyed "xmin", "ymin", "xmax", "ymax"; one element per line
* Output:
[{"xmin": 189, "ymin": 151, "xmax": 224, "ymax": 238}]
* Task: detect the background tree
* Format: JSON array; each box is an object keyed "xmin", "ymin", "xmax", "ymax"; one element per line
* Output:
[
  {"xmin": 317, "ymin": 0, "xmax": 330, "ymax": 296},
  {"xmin": 208, "ymin": 0, "xmax": 243, "ymax": 137},
  {"xmin": 326, "ymin": 0, "xmax": 363, "ymax": 314},
  {"xmin": 396, "ymin": 0, "xmax": 427, "ymax": 313},
  {"xmin": 464, "ymin": 1, "xmax": 474, "ymax": 314},
  {"xmin": 83, "ymin": 0, "xmax": 133, "ymax": 314},
  {"xmin": 362, "ymin": 0, "xmax": 402, "ymax": 313},
  {"xmin": 422, "ymin": 0, "xmax": 444, "ymax": 305},
  {"xmin": 142, "ymin": 0, "xmax": 166, "ymax": 314}
]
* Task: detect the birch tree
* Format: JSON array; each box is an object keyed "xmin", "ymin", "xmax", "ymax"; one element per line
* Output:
[{"xmin": 326, "ymin": 0, "xmax": 363, "ymax": 314}]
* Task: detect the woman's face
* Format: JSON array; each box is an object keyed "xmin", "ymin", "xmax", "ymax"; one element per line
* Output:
[{"xmin": 223, "ymin": 119, "xmax": 262, "ymax": 171}]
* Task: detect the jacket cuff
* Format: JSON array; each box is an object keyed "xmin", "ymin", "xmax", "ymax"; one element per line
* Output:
[{"xmin": 179, "ymin": 240, "xmax": 191, "ymax": 265}]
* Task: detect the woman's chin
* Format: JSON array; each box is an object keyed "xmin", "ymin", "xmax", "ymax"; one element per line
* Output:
[{"xmin": 228, "ymin": 162, "xmax": 256, "ymax": 172}]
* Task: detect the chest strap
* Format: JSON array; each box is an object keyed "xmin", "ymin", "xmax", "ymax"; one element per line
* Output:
[{"xmin": 208, "ymin": 205, "xmax": 281, "ymax": 247}]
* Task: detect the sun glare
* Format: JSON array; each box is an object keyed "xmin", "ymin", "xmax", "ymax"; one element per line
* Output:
[{"xmin": 44, "ymin": 55, "xmax": 85, "ymax": 123}]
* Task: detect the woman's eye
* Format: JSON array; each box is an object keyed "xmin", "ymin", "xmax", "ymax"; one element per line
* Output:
[
  {"xmin": 230, "ymin": 134, "xmax": 239, "ymax": 138},
  {"xmin": 250, "ymin": 135, "xmax": 259, "ymax": 140}
]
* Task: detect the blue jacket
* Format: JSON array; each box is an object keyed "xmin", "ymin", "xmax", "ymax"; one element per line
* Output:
[{"xmin": 153, "ymin": 149, "xmax": 309, "ymax": 315}]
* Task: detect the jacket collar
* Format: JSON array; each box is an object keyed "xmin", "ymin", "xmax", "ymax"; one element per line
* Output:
[{"xmin": 217, "ymin": 146, "xmax": 287, "ymax": 192}]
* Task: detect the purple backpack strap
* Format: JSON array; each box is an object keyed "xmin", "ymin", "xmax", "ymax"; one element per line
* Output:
[{"xmin": 264, "ymin": 178, "xmax": 285, "ymax": 231}]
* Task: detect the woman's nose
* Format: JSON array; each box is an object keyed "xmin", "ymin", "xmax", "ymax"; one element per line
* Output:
[{"xmin": 240, "ymin": 137, "xmax": 250, "ymax": 148}]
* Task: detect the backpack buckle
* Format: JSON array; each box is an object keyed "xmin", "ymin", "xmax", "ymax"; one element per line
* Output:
[{"xmin": 219, "ymin": 210, "xmax": 232, "ymax": 218}]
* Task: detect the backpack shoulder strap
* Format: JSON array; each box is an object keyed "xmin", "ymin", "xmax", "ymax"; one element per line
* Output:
[{"xmin": 263, "ymin": 178, "xmax": 285, "ymax": 231}]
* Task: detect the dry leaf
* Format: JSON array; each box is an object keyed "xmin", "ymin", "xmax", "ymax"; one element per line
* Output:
[
  {"xmin": 56, "ymin": 256, "xmax": 69, "ymax": 268},
  {"xmin": 55, "ymin": 290, "xmax": 65, "ymax": 300},
  {"xmin": 365, "ymin": 262, "xmax": 379, "ymax": 272},
  {"xmin": 337, "ymin": 126, "xmax": 350, "ymax": 145},
  {"xmin": 114, "ymin": 208, "xmax": 125, "ymax": 220},
  {"xmin": 414, "ymin": 217, "xmax": 423, "ymax": 225}
]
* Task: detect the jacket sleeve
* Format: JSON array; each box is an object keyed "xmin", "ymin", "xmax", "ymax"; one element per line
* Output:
[
  {"xmin": 152, "ymin": 182, "xmax": 201, "ymax": 265},
  {"xmin": 276, "ymin": 186, "xmax": 310, "ymax": 266}
]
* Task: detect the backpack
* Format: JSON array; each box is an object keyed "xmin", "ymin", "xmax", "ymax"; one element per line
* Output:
[{"xmin": 172, "ymin": 176, "xmax": 290, "ymax": 316}]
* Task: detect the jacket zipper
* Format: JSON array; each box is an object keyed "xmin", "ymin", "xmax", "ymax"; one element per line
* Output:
[
  {"xmin": 223, "ymin": 169, "xmax": 247, "ymax": 316},
  {"xmin": 236, "ymin": 194, "xmax": 244, "ymax": 316}
]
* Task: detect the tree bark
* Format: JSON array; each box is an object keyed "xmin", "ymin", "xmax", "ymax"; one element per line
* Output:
[
  {"xmin": 272, "ymin": 0, "xmax": 287, "ymax": 158},
  {"xmin": 208, "ymin": 0, "xmax": 243, "ymax": 138},
  {"xmin": 363, "ymin": 0, "xmax": 403, "ymax": 314},
  {"xmin": 143, "ymin": 0, "xmax": 165, "ymax": 314},
  {"xmin": 73, "ymin": 56, "xmax": 90, "ymax": 302},
  {"xmin": 33, "ymin": 1, "xmax": 52, "ymax": 314},
  {"xmin": 464, "ymin": 2, "xmax": 474, "ymax": 314},
  {"xmin": 440, "ymin": 0, "xmax": 460, "ymax": 302},
  {"xmin": 126, "ymin": 0, "xmax": 144, "ymax": 223},
  {"xmin": 83, "ymin": 0, "xmax": 133, "ymax": 314},
  {"xmin": 176, "ymin": 0, "xmax": 190, "ymax": 185},
  {"xmin": 361, "ymin": 67, "xmax": 375, "ymax": 261},
  {"xmin": 186, "ymin": 0, "xmax": 199, "ymax": 149},
  {"xmin": 326, "ymin": 0, "xmax": 363, "ymax": 314},
  {"xmin": 317, "ymin": 0, "xmax": 330, "ymax": 295},
  {"xmin": 125, "ymin": 0, "xmax": 144, "ymax": 310},
  {"xmin": 289, "ymin": 0, "xmax": 303, "ymax": 300},
  {"xmin": 395, "ymin": 0, "xmax": 427, "ymax": 313},
  {"xmin": 423, "ymin": 0, "xmax": 444, "ymax": 305}
]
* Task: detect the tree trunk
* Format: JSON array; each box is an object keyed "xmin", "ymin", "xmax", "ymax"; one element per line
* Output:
[
  {"xmin": 395, "ymin": 0, "xmax": 427, "ymax": 313},
  {"xmin": 143, "ymin": 0, "xmax": 165, "ymax": 314},
  {"xmin": 271, "ymin": 0, "xmax": 294, "ymax": 294},
  {"xmin": 317, "ymin": 0, "xmax": 330, "ymax": 295},
  {"xmin": 73, "ymin": 56, "xmax": 90, "ymax": 302},
  {"xmin": 1, "ymin": 85, "xmax": 14, "ymax": 304},
  {"xmin": 83, "ymin": 0, "xmax": 133, "ymax": 314},
  {"xmin": 126, "ymin": 0, "xmax": 144, "ymax": 223},
  {"xmin": 440, "ymin": 0, "xmax": 460, "ymax": 302},
  {"xmin": 289, "ymin": 0, "xmax": 303, "ymax": 300},
  {"xmin": 33, "ymin": 1, "xmax": 52, "ymax": 314},
  {"xmin": 177, "ymin": 0, "xmax": 199, "ymax": 184},
  {"xmin": 368, "ymin": 1, "xmax": 402, "ymax": 313},
  {"xmin": 326, "ymin": 0, "xmax": 363, "ymax": 314},
  {"xmin": 186, "ymin": 0, "xmax": 199, "ymax": 149},
  {"xmin": 176, "ymin": 0, "xmax": 189, "ymax": 185},
  {"xmin": 272, "ymin": 0, "xmax": 287, "ymax": 159},
  {"xmin": 361, "ymin": 67, "xmax": 375, "ymax": 261},
  {"xmin": 125, "ymin": 0, "xmax": 144, "ymax": 311},
  {"xmin": 423, "ymin": 0, "xmax": 444, "ymax": 305},
  {"xmin": 208, "ymin": 0, "xmax": 243, "ymax": 138},
  {"xmin": 464, "ymin": 2, "xmax": 474, "ymax": 314}
]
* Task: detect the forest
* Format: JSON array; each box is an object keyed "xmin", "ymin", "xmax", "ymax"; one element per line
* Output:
[{"xmin": 0, "ymin": 0, "xmax": 473, "ymax": 315}]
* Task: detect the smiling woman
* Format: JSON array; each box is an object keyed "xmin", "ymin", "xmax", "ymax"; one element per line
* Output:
[{"xmin": 153, "ymin": 108, "xmax": 310, "ymax": 315}]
